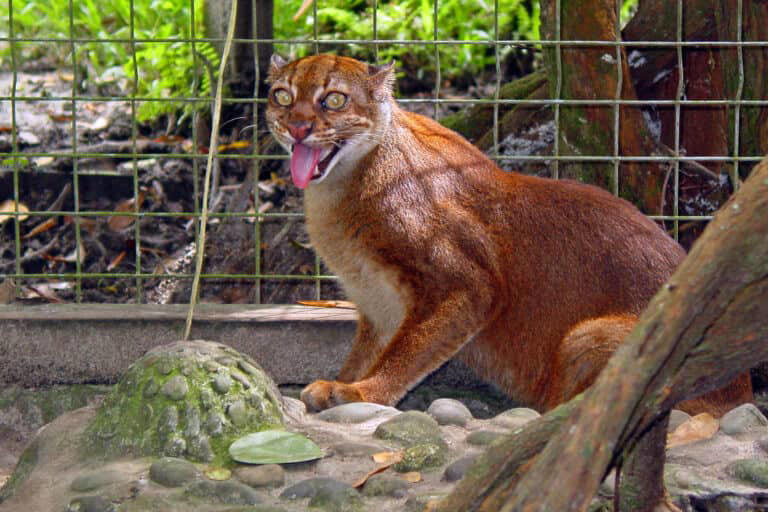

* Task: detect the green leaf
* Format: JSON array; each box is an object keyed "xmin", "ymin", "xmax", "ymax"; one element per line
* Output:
[{"xmin": 229, "ymin": 430, "xmax": 325, "ymax": 464}]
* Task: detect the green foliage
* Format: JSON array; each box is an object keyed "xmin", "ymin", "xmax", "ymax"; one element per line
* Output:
[
  {"xmin": 0, "ymin": 0, "xmax": 218, "ymax": 122},
  {"xmin": 276, "ymin": 0, "xmax": 541, "ymax": 82}
]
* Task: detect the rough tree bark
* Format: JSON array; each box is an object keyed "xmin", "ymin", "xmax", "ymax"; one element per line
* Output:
[
  {"xmin": 435, "ymin": 155, "xmax": 768, "ymax": 511},
  {"xmin": 539, "ymin": 0, "xmax": 663, "ymax": 212},
  {"xmin": 442, "ymin": 0, "xmax": 768, "ymax": 215}
]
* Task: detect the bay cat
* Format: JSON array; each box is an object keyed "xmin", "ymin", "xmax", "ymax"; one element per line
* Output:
[{"xmin": 265, "ymin": 54, "xmax": 752, "ymax": 415}]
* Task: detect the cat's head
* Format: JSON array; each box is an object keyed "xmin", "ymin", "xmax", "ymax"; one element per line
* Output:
[{"xmin": 266, "ymin": 54, "xmax": 395, "ymax": 189}]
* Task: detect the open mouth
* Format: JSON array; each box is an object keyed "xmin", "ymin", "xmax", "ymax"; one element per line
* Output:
[
  {"xmin": 315, "ymin": 144, "xmax": 342, "ymax": 178},
  {"xmin": 290, "ymin": 142, "xmax": 343, "ymax": 189}
]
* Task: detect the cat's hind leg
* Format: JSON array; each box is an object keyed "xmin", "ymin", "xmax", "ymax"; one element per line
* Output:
[{"xmin": 548, "ymin": 314, "xmax": 752, "ymax": 416}]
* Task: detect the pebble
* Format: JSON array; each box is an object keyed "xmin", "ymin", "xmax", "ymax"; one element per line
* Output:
[
  {"xmin": 442, "ymin": 454, "xmax": 479, "ymax": 482},
  {"xmin": 331, "ymin": 442, "xmax": 386, "ymax": 457},
  {"xmin": 70, "ymin": 470, "xmax": 124, "ymax": 492},
  {"xmin": 374, "ymin": 410, "xmax": 445, "ymax": 448},
  {"xmin": 213, "ymin": 373, "xmax": 233, "ymax": 394},
  {"xmin": 427, "ymin": 398, "xmax": 473, "ymax": 426},
  {"xmin": 317, "ymin": 402, "xmax": 400, "ymax": 424},
  {"xmin": 362, "ymin": 473, "xmax": 410, "ymax": 498},
  {"xmin": 491, "ymin": 407, "xmax": 540, "ymax": 429},
  {"xmin": 395, "ymin": 443, "xmax": 447, "ymax": 472},
  {"xmin": 234, "ymin": 464, "xmax": 286, "ymax": 488},
  {"xmin": 149, "ymin": 457, "xmax": 198, "ymax": 487},
  {"xmin": 142, "ymin": 378, "xmax": 159, "ymax": 398},
  {"xmin": 65, "ymin": 495, "xmax": 115, "ymax": 512},
  {"xmin": 720, "ymin": 404, "xmax": 768, "ymax": 435},
  {"xmin": 227, "ymin": 399, "xmax": 249, "ymax": 427},
  {"xmin": 280, "ymin": 477, "xmax": 358, "ymax": 508},
  {"xmin": 466, "ymin": 430, "xmax": 504, "ymax": 446},
  {"xmin": 185, "ymin": 479, "xmax": 262, "ymax": 505}
]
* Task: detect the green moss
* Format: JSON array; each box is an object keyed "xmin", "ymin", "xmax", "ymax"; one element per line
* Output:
[
  {"xmin": 82, "ymin": 341, "xmax": 285, "ymax": 467},
  {"xmin": 0, "ymin": 436, "xmax": 39, "ymax": 503}
]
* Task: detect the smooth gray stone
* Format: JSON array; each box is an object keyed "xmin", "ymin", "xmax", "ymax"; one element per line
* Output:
[
  {"xmin": 720, "ymin": 404, "xmax": 768, "ymax": 435},
  {"xmin": 427, "ymin": 398, "xmax": 473, "ymax": 426},
  {"xmin": 149, "ymin": 457, "xmax": 198, "ymax": 487},
  {"xmin": 443, "ymin": 454, "xmax": 479, "ymax": 482},
  {"xmin": 317, "ymin": 402, "xmax": 399, "ymax": 424},
  {"xmin": 234, "ymin": 464, "xmax": 285, "ymax": 488}
]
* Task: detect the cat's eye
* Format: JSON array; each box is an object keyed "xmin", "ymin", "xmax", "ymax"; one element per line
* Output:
[
  {"xmin": 273, "ymin": 88, "xmax": 293, "ymax": 106},
  {"xmin": 322, "ymin": 92, "xmax": 347, "ymax": 111}
]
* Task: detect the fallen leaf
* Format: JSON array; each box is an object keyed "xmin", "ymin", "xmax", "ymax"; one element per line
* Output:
[
  {"xmin": 667, "ymin": 413, "xmax": 719, "ymax": 448},
  {"xmin": 291, "ymin": 239, "xmax": 313, "ymax": 250},
  {"xmin": 60, "ymin": 242, "xmax": 87, "ymax": 263},
  {"xmin": 372, "ymin": 451, "xmax": 404, "ymax": 465},
  {"xmin": 23, "ymin": 218, "xmax": 57, "ymax": 239},
  {"xmin": 107, "ymin": 250, "xmax": 127, "ymax": 271},
  {"xmin": 23, "ymin": 283, "xmax": 63, "ymax": 303},
  {"xmin": 108, "ymin": 190, "xmax": 146, "ymax": 232},
  {"xmin": 269, "ymin": 172, "xmax": 287, "ymax": 187},
  {"xmin": 47, "ymin": 112, "xmax": 74, "ymax": 122},
  {"xmin": 0, "ymin": 279, "xmax": 16, "ymax": 304},
  {"xmin": 229, "ymin": 430, "xmax": 324, "ymax": 464},
  {"xmin": 425, "ymin": 499, "xmax": 442, "ymax": 511},
  {"xmin": 0, "ymin": 199, "xmax": 30, "ymax": 224},
  {"xmin": 352, "ymin": 451, "xmax": 405, "ymax": 488},
  {"xmin": 218, "ymin": 140, "xmax": 251, "ymax": 152},
  {"xmin": 153, "ymin": 134, "xmax": 185, "ymax": 144},
  {"xmin": 297, "ymin": 300, "xmax": 356, "ymax": 309},
  {"xmin": 401, "ymin": 472, "xmax": 421, "ymax": 483},
  {"xmin": 204, "ymin": 467, "xmax": 231, "ymax": 481}
]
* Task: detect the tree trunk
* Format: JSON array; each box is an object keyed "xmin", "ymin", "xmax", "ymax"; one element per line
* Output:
[
  {"xmin": 436, "ymin": 156, "xmax": 768, "ymax": 511},
  {"xmin": 539, "ymin": 0, "xmax": 663, "ymax": 212}
]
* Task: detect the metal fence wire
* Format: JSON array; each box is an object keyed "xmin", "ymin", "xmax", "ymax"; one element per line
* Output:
[{"xmin": 0, "ymin": 0, "xmax": 766, "ymax": 305}]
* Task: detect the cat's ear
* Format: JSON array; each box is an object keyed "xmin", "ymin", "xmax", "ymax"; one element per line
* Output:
[
  {"xmin": 267, "ymin": 54, "xmax": 288, "ymax": 83},
  {"xmin": 367, "ymin": 61, "xmax": 395, "ymax": 98}
]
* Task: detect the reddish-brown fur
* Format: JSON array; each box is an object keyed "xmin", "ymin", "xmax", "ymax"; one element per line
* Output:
[{"xmin": 266, "ymin": 54, "xmax": 752, "ymax": 415}]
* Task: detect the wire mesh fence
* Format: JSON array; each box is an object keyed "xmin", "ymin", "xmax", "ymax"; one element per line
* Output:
[{"xmin": 0, "ymin": 0, "xmax": 766, "ymax": 305}]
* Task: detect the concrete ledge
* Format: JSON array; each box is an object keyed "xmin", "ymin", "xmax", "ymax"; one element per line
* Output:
[
  {"xmin": 0, "ymin": 304, "xmax": 482, "ymax": 390},
  {"xmin": 0, "ymin": 304, "xmax": 356, "ymax": 387}
]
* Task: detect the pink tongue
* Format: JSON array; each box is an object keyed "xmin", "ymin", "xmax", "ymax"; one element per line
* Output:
[{"xmin": 290, "ymin": 143, "xmax": 322, "ymax": 189}]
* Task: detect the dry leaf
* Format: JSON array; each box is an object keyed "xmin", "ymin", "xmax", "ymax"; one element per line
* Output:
[
  {"xmin": 425, "ymin": 499, "xmax": 442, "ymax": 511},
  {"xmin": 61, "ymin": 242, "xmax": 87, "ymax": 263},
  {"xmin": 401, "ymin": 472, "xmax": 421, "ymax": 483},
  {"xmin": 297, "ymin": 300, "xmax": 356, "ymax": 309},
  {"xmin": 107, "ymin": 250, "xmax": 127, "ymax": 271},
  {"xmin": 0, "ymin": 279, "xmax": 16, "ymax": 304},
  {"xmin": 23, "ymin": 283, "xmax": 63, "ymax": 303},
  {"xmin": 352, "ymin": 451, "xmax": 404, "ymax": 488},
  {"xmin": 47, "ymin": 112, "xmax": 74, "ymax": 122},
  {"xmin": 218, "ymin": 140, "xmax": 251, "ymax": 152},
  {"xmin": 269, "ymin": 172, "xmax": 287, "ymax": 187},
  {"xmin": 23, "ymin": 217, "xmax": 57, "ymax": 239},
  {"xmin": 667, "ymin": 413, "xmax": 719, "ymax": 448},
  {"xmin": 0, "ymin": 199, "xmax": 30, "ymax": 224},
  {"xmin": 204, "ymin": 467, "xmax": 232, "ymax": 481},
  {"xmin": 108, "ymin": 190, "xmax": 146, "ymax": 232},
  {"xmin": 372, "ymin": 451, "xmax": 404, "ymax": 465}
]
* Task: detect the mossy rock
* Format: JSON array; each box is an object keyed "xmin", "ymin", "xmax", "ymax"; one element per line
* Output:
[{"xmin": 82, "ymin": 340, "xmax": 284, "ymax": 466}]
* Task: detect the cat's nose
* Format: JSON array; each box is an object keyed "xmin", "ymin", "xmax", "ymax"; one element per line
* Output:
[{"xmin": 287, "ymin": 121, "xmax": 313, "ymax": 142}]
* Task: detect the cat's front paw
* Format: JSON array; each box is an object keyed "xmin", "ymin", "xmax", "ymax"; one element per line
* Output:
[{"xmin": 300, "ymin": 380, "xmax": 365, "ymax": 412}]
